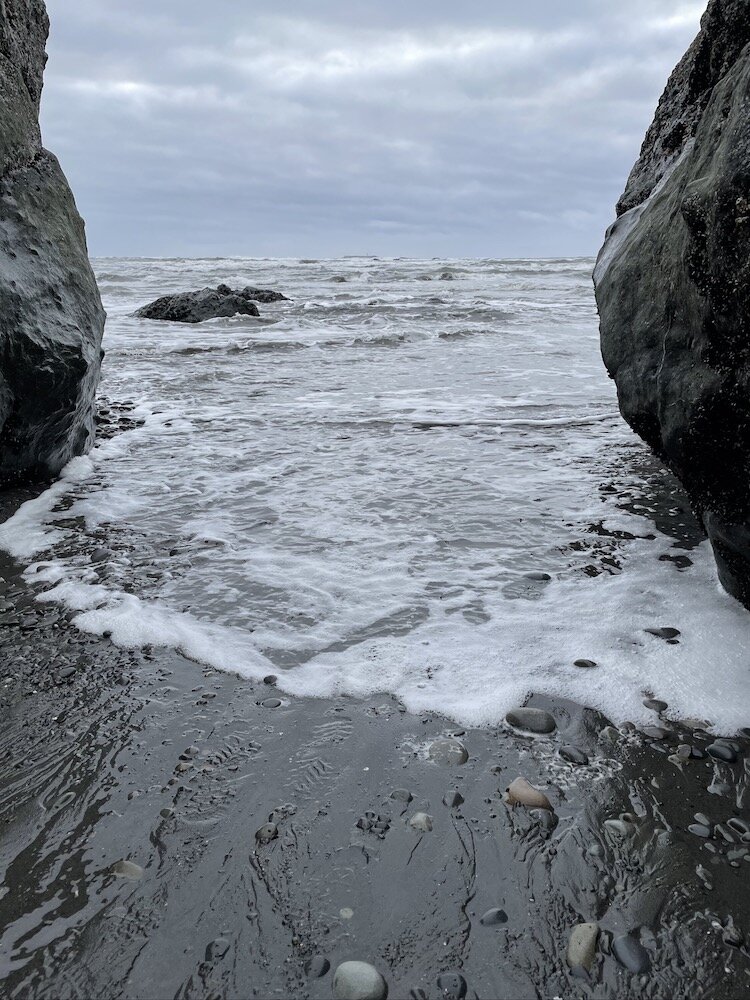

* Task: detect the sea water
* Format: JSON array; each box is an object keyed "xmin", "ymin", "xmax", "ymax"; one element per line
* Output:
[{"xmin": 2, "ymin": 257, "xmax": 750, "ymax": 731}]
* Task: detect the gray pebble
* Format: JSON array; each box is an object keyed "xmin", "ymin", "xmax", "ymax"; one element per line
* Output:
[
  {"xmin": 505, "ymin": 707, "xmax": 556, "ymax": 735},
  {"xmin": 645, "ymin": 626, "xmax": 681, "ymax": 640},
  {"xmin": 480, "ymin": 907, "xmax": 508, "ymax": 926},
  {"xmin": 688, "ymin": 823, "xmax": 712, "ymax": 838},
  {"xmin": 443, "ymin": 789, "xmax": 465, "ymax": 808},
  {"xmin": 643, "ymin": 698, "xmax": 668, "ymax": 712},
  {"xmin": 305, "ymin": 955, "xmax": 330, "ymax": 978},
  {"xmin": 708, "ymin": 742, "xmax": 737, "ymax": 763},
  {"xmin": 261, "ymin": 698, "xmax": 282, "ymax": 709},
  {"xmin": 429, "ymin": 739, "xmax": 468, "ymax": 766},
  {"xmin": 436, "ymin": 972, "xmax": 467, "ymax": 999},
  {"xmin": 263, "ymin": 675, "xmax": 278, "ymax": 686},
  {"xmin": 255, "ymin": 823, "xmax": 278, "ymax": 845},
  {"xmin": 604, "ymin": 819, "xmax": 636, "ymax": 838},
  {"xmin": 574, "ymin": 658, "xmax": 598, "ymax": 669},
  {"xmin": 567, "ymin": 923, "xmax": 599, "ymax": 971},
  {"xmin": 391, "ymin": 788, "xmax": 413, "ymax": 803},
  {"xmin": 507, "ymin": 777, "xmax": 553, "ymax": 811},
  {"xmin": 409, "ymin": 812, "xmax": 433, "ymax": 832},
  {"xmin": 560, "ymin": 745, "xmax": 589, "ymax": 766},
  {"xmin": 333, "ymin": 961, "xmax": 388, "ymax": 1000}
]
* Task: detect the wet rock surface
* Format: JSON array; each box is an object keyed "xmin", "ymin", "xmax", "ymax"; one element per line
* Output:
[
  {"xmin": 0, "ymin": 0, "xmax": 105, "ymax": 485},
  {"xmin": 0, "ymin": 497, "xmax": 749, "ymax": 998},
  {"xmin": 594, "ymin": 0, "xmax": 750, "ymax": 607},
  {"xmin": 135, "ymin": 284, "xmax": 286, "ymax": 324}
]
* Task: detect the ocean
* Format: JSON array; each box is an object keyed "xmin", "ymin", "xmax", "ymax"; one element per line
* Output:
[{"xmin": 2, "ymin": 256, "xmax": 749, "ymax": 731}]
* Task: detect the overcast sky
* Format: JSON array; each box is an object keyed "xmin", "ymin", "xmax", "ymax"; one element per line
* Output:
[{"xmin": 41, "ymin": 1, "xmax": 704, "ymax": 259}]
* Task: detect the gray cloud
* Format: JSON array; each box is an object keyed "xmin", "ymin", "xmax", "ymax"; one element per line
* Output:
[{"xmin": 42, "ymin": 0, "xmax": 705, "ymax": 257}]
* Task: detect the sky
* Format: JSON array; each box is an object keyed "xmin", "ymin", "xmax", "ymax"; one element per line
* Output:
[{"xmin": 41, "ymin": 1, "xmax": 705, "ymax": 259}]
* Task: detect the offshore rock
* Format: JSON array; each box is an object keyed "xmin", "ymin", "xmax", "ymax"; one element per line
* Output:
[
  {"xmin": 594, "ymin": 0, "xmax": 750, "ymax": 606},
  {"xmin": 135, "ymin": 284, "xmax": 286, "ymax": 323},
  {"xmin": 0, "ymin": 0, "xmax": 105, "ymax": 484}
]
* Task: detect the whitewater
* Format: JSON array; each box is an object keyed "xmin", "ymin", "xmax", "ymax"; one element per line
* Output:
[{"xmin": 2, "ymin": 256, "xmax": 749, "ymax": 731}]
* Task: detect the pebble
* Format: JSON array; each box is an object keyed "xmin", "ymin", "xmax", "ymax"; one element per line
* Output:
[
  {"xmin": 391, "ymin": 788, "xmax": 413, "ymax": 803},
  {"xmin": 560, "ymin": 745, "xmax": 589, "ymax": 766},
  {"xmin": 205, "ymin": 937, "xmax": 230, "ymax": 961},
  {"xmin": 688, "ymin": 824, "xmax": 712, "ymax": 838},
  {"xmin": 525, "ymin": 571, "xmax": 551, "ymax": 581},
  {"xmin": 263, "ymin": 675, "xmax": 278, "ymax": 686},
  {"xmin": 480, "ymin": 907, "xmax": 508, "ymax": 926},
  {"xmin": 333, "ymin": 961, "xmax": 388, "ymax": 1000},
  {"xmin": 443, "ymin": 789, "xmax": 464, "ymax": 808},
  {"xmin": 574, "ymin": 658, "xmax": 598, "ymax": 669},
  {"xmin": 436, "ymin": 972, "xmax": 467, "ymax": 999},
  {"xmin": 110, "ymin": 860, "xmax": 143, "ymax": 880},
  {"xmin": 507, "ymin": 777, "xmax": 553, "ymax": 811},
  {"xmin": 506, "ymin": 707, "xmax": 556, "ymax": 735},
  {"xmin": 261, "ymin": 698, "xmax": 282, "ymax": 709},
  {"xmin": 255, "ymin": 823, "xmax": 278, "ymax": 845},
  {"xmin": 429, "ymin": 739, "xmax": 469, "ymax": 766},
  {"xmin": 567, "ymin": 923, "xmax": 599, "ymax": 971},
  {"xmin": 728, "ymin": 818, "xmax": 750, "ymax": 837},
  {"xmin": 306, "ymin": 955, "xmax": 330, "ymax": 978},
  {"xmin": 409, "ymin": 812, "xmax": 433, "ymax": 832},
  {"xmin": 642, "ymin": 725, "xmax": 672, "ymax": 741},
  {"xmin": 643, "ymin": 698, "xmax": 668, "ymax": 712},
  {"xmin": 707, "ymin": 742, "xmax": 737, "ymax": 763},
  {"xmin": 645, "ymin": 626, "xmax": 681, "ymax": 640},
  {"xmin": 604, "ymin": 819, "xmax": 636, "ymax": 838},
  {"xmin": 612, "ymin": 934, "xmax": 650, "ymax": 973}
]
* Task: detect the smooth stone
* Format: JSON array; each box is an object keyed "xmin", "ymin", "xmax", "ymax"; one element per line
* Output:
[
  {"xmin": 688, "ymin": 824, "xmax": 712, "ymax": 838},
  {"xmin": 391, "ymin": 788, "xmax": 413, "ymax": 803},
  {"xmin": 436, "ymin": 973, "xmax": 467, "ymax": 999},
  {"xmin": 306, "ymin": 955, "xmax": 330, "ymax": 979},
  {"xmin": 574, "ymin": 658, "xmax": 598, "ymax": 669},
  {"xmin": 507, "ymin": 777, "xmax": 553, "ymax": 811},
  {"xmin": 110, "ymin": 860, "xmax": 143, "ymax": 880},
  {"xmin": 694, "ymin": 812, "xmax": 711, "ymax": 826},
  {"xmin": 604, "ymin": 819, "xmax": 636, "ymax": 837},
  {"xmin": 643, "ymin": 698, "xmax": 668, "ymax": 712},
  {"xmin": 333, "ymin": 961, "xmax": 388, "ymax": 1000},
  {"xmin": 728, "ymin": 817, "xmax": 750, "ymax": 836},
  {"xmin": 708, "ymin": 742, "xmax": 737, "ymax": 763},
  {"xmin": 409, "ymin": 812, "xmax": 433, "ymax": 832},
  {"xmin": 560, "ymin": 745, "xmax": 589, "ymax": 766},
  {"xmin": 612, "ymin": 935, "xmax": 650, "ymax": 973},
  {"xmin": 480, "ymin": 907, "xmax": 508, "ymax": 926},
  {"xmin": 428, "ymin": 739, "xmax": 469, "ymax": 766},
  {"xmin": 261, "ymin": 698, "xmax": 282, "ymax": 709},
  {"xmin": 263, "ymin": 675, "xmax": 278, "ymax": 686},
  {"xmin": 524, "ymin": 571, "xmax": 551, "ymax": 581},
  {"xmin": 506, "ymin": 707, "xmax": 556, "ymax": 735},
  {"xmin": 645, "ymin": 627, "xmax": 681, "ymax": 640},
  {"xmin": 255, "ymin": 823, "xmax": 278, "ymax": 845},
  {"xmin": 443, "ymin": 789, "xmax": 465, "ymax": 808},
  {"xmin": 205, "ymin": 937, "xmax": 230, "ymax": 961},
  {"xmin": 567, "ymin": 923, "xmax": 599, "ymax": 971}
]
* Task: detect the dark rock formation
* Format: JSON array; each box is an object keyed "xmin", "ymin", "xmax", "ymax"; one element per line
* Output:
[
  {"xmin": 594, "ymin": 0, "xmax": 750, "ymax": 607},
  {"xmin": 135, "ymin": 284, "xmax": 287, "ymax": 323},
  {"xmin": 0, "ymin": 0, "xmax": 105, "ymax": 485}
]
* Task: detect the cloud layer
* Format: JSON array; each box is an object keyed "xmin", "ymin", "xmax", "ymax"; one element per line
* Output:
[{"xmin": 42, "ymin": 1, "xmax": 705, "ymax": 257}]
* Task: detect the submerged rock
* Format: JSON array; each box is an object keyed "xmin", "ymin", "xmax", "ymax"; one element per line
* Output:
[
  {"xmin": 0, "ymin": 0, "xmax": 105, "ymax": 484},
  {"xmin": 594, "ymin": 0, "xmax": 750, "ymax": 607},
  {"xmin": 332, "ymin": 961, "xmax": 388, "ymax": 1000}
]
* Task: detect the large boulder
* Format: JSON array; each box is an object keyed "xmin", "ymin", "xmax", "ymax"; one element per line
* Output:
[
  {"xmin": 594, "ymin": 0, "xmax": 750, "ymax": 607},
  {"xmin": 135, "ymin": 284, "xmax": 287, "ymax": 324},
  {"xmin": 0, "ymin": 0, "xmax": 105, "ymax": 485}
]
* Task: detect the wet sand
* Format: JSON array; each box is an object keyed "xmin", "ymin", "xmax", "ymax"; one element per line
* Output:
[{"xmin": 0, "ymin": 467, "xmax": 750, "ymax": 1000}]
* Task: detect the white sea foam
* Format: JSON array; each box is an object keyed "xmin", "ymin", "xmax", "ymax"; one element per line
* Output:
[{"xmin": 3, "ymin": 256, "xmax": 750, "ymax": 733}]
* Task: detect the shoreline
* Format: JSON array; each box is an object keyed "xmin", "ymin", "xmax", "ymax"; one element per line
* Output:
[{"xmin": 0, "ymin": 521, "xmax": 749, "ymax": 997}]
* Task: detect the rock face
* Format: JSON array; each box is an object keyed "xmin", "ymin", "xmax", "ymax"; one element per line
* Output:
[
  {"xmin": 0, "ymin": 0, "xmax": 105, "ymax": 485},
  {"xmin": 594, "ymin": 0, "xmax": 750, "ymax": 607},
  {"xmin": 135, "ymin": 284, "xmax": 287, "ymax": 323}
]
